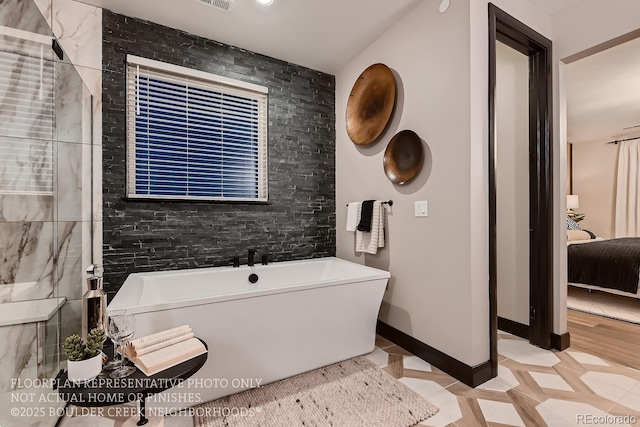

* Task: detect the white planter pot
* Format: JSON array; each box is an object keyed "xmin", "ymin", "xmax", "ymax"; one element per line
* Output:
[{"xmin": 67, "ymin": 353, "xmax": 102, "ymax": 382}]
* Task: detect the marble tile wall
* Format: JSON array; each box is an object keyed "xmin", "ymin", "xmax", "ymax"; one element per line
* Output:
[
  {"xmin": 39, "ymin": 0, "xmax": 104, "ymax": 367},
  {"xmin": 0, "ymin": 323, "xmax": 38, "ymax": 392},
  {"xmin": 0, "ymin": 4, "xmax": 58, "ymax": 407},
  {"xmin": 0, "ymin": 51, "xmax": 84, "ymax": 304},
  {"xmin": 0, "ymin": 316, "xmax": 63, "ymax": 427},
  {"xmin": 34, "ymin": 0, "xmax": 104, "ymax": 232},
  {"xmin": 0, "ymin": 6, "xmax": 103, "ymax": 427},
  {"xmin": 0, "ymin": 222, "xmax": 55, "ymax": 302},
  {"xmin": 46, "ymin": 0, "xmax": 104, "ymax": 357},
  {"xmin": 47, "ymin": 0, "xmax": 104, "ymax": 264},
  {"xmin": 0, "ymin": 0, "xmax": 52, "ymax": 36},
  {"xmin": 0, "ymin": 1, "xmax": 103, "ymax": 413},
  {"xmin": 1, "ymin": 4, "xmax": 54, "ymax": 302},
  {"xmin": 30, "ymin": 0, "xmax": 103, "ymax": 297},
  {"xmin": 0, "ymin": 31, "xmax": 55, "ymax": 259}
]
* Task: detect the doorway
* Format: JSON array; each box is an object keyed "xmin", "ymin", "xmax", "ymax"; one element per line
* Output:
[
  {"xmin": 564, "ymin": 32, "xmax": 640, "ymax": 372},
  {"xmin": 494, "ymin": 41, "xmax": 531, "ymax": 339},
  {"xmin": 488, "ymin": 4, "xmax": 554, "ymax": 376}
]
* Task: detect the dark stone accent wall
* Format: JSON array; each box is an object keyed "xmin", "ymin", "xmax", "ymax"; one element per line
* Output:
[{"xmin": 102, "ymin": 11, "xmax": 336, "ymax": 296}]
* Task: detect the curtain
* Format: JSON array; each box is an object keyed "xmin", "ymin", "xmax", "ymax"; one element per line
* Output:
[{"xmin": 615, "ymin": 139, "xmax": 640, "ymax": 237}]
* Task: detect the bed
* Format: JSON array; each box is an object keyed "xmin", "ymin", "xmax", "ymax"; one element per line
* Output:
[{"xmin": 567, "ymin": 229, "xmax": 640, "ymax": 298}]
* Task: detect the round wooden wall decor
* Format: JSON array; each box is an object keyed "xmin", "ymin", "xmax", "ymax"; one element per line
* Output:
[
  {"xmin": 383, "ymin": 130, "xmax": 424, "ymax": 185},
  {"xmin": 346, "ymin": 63, "xmax": 397, "ymax": 146}
]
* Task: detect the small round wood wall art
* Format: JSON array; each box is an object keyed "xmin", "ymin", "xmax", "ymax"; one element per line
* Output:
[
  {"xmin": 346, "ymin": 63, "xmax": 397, "ymax": 146},
  {"xmin": 383, "ymin": 130, "xmax": 424, "ymax": 185}
]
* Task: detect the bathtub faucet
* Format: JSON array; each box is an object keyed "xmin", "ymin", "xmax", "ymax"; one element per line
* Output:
[{"xmin": 248, "ymin": 249, "xmax": 257, "ymax": 267}]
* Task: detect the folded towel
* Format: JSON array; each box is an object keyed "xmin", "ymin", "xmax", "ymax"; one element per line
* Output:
[
  {"xmin": 346, "ymin": 202, "xmax": 361, "ymax": 232},
  {"xmin": 356, "ymin": 201, "xmax": 385, "ymax": 254},
  {"xmin": 357, "ymin": 200, "xmax": 375, "ymax": 232}
]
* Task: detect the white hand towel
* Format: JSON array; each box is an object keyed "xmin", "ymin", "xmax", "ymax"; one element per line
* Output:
[
  {"xmin": 346, "ymin": 202, "xmax": 361, "ymax": 232},
  {"xmin": 356, "ymin": 201, "xmax": 385, "ymax": 254},
  {"xmin": 377, "ymin": 203, "xmax": 385, "ymax": 248}
]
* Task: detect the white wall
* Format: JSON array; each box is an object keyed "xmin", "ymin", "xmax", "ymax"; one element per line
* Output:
[
  {"xmin": 336, "ymin": 0, "xmax": 479, "ymax": 365},
  {"xmin": 572, "ymin": 141, "xmax": 619, "ymax": 238},
  {"xmin": 496, "ymin": 42, "xmax": 530, "ymax": 326},
  {"xmin": 336, "ymin": 0, "xmax": 552, "ymax": 367},
  {"xmin": 552, "ymin": 0, "xmax": 640, "ymax": 61}
]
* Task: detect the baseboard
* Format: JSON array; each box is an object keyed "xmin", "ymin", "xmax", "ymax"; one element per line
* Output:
[
  {"xmin": 496, "ymin": 318, "xmax": 570, "ymax": 351},
  {"xmin": 497, "ymin": 317, "xmax": 529, "ymax": 340},
  {"xmin": 376, "ymin": 320, "xmax": 492, "ymax": 387},
  {"xmin": 551, "ymin": 332, "xmax": 570, "ymax": 351}
]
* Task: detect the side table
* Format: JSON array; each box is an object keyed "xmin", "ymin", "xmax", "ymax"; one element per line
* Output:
[{"xmin": 55, "ymin": 339, "xmax": 207, "ymax": 426}]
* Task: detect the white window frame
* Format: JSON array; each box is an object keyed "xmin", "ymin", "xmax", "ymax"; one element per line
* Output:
[{"xmin": 126, "ymin": 55, "xmax": 269, "ymax": 202}]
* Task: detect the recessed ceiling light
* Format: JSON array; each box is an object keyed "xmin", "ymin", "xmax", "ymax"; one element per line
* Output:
[
  {"xmin": 439, "ymin": 0, "xmax": 450, "ymax": 13},
  {"xmin": 256, "ymin": 0, "xmax": 273, "ymax": 5}
]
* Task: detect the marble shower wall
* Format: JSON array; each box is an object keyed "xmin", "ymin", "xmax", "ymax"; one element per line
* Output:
[
  {"xmin": 0, "ymin": 40, "xmax": 93, "ymax": 305},
  {"xmin": 36, "ymin": 0, "xmax": 103, "ymax": 221},
  {"xmin": 0, "ymin": 0, "xmax": 103, "ymax": 402},
  {"xmin": 0, "ymin": 26, "xmax": 56, "ymax": 302},
  {"xmin": 40, "ymin": 0, "xmax": 104, "ymax": 304},
  {"xmin": 0, "ymin": 0, "xmax": 52, "ymax": 36},
  {"xmin": 0, "ymin": 0, "xmax": 57, "ymax": 405},
  {"xmin": 32, "ymin": 0, "xmax": 104, "ymax": 325}
]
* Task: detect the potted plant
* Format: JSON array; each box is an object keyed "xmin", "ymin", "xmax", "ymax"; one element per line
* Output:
[{"xmin": 64, "ymin": 328, "xmax": 106, "ymax": 382}]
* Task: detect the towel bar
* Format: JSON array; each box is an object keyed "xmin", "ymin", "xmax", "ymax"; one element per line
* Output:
[{"xmin": 346, "ymin": 200, "xmax": 393, "ymax": 207}]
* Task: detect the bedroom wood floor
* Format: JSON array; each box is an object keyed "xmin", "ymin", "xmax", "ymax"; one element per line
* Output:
[{"xmin": 567, "ymin": 309, "xmax": 640, "ymax": 371}]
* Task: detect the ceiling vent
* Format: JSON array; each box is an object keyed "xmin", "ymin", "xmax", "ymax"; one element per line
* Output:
[{"xmin": 194, "ymin": 0, "xmax": 234, "ymax": 11}]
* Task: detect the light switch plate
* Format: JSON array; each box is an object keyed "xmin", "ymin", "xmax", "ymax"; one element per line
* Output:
[{"xmin": 415, "ymin": 200, "xmax": 428, "ymax": 217}]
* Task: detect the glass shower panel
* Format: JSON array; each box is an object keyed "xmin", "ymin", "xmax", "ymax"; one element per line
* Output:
[
  {"xmin": 0, "ymin": 32, "xmax": 56, "ymax": 301},
  {"xmin": 0, "ymin": 2, "xmax": 94, "ymax": 426},
  {"xmin": 54, "ymin": 59, "xmax": 95, "ymax": 363},
  {"xmin": 0, "ymin": 23, "xmax": 62, "ymax": 427}
]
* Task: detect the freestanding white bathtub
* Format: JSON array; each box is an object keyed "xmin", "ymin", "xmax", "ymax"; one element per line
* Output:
[{"xmin": 108, "ymin": 257, "xmax": 390, "ymax": 408}]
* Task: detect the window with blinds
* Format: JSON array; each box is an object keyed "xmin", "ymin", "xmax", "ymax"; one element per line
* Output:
[
  {"xmin": 0, "ymin": 32, "xmax": 54, "ymax": 195},
  {"xmin": 126, "ymin": 55, "xmax": 268, "ymax": 201}
]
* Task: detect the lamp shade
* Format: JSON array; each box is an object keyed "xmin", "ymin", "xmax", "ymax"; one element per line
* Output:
[{"xmin": 567, "ymin": 195, "xmax": 579, "ymax": 210}]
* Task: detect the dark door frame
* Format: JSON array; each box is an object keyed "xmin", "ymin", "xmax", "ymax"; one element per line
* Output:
[{"xmin": 488, "ymin": 3, "xmax": 554, "ymax": 376}]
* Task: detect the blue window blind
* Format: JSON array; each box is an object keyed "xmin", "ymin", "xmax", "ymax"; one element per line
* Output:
[{"xmin": 126, "ymin": 56, "xmax": 268, "ymax": 201}]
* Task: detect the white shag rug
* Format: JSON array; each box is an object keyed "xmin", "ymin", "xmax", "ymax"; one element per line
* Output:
[{"xmin": 195, "ymin": 356, "xmax": 438, "ymax": 427}]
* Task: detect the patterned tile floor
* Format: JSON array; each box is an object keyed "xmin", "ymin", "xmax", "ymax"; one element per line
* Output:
[
  {"xmin": 367, "ymin": 333, "xmax": 640, "ymax": 427},
  {"xmin": 47, "ymin": 331, "xmax": 640, "ymax": 427}
]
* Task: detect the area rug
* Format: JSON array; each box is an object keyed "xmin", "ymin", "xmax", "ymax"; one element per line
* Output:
[
  {"xmin": 568, "ymin": 286, "xmax": 640, "ymax": 325},
  {"xmin": 194, "ymin": 356, "xmax": 438, "ymax": 427}
]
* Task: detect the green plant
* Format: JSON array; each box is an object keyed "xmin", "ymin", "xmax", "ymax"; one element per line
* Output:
[
  {"xmin": 86, "ymin": 328, "xmax": 106, "ymax": 358},
  {"xmin": 63, "ymin": 328, "xmax": 105, "ymax": 361},
  {"xmin": 63, "ymin": 334, "xmax": 86, "ymax": 361}
]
